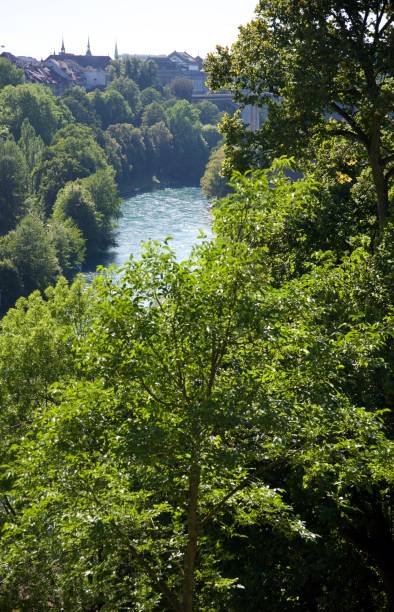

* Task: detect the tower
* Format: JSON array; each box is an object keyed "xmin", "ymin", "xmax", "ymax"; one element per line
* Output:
[
  {"xmin": 86, "ymin": 36, "xmax": 92, "ymax": 57},
  {"xmin": 61, "ymin": 36, "xmax": 65, "ymax": 54},
  {"xmin": 114, "ymin": 41, "xmax": 119, "ymax": 61}
]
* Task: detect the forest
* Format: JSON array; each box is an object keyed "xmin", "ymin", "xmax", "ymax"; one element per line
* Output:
[
  {"xmin": 0, "ymin": 55, "xmax": 224, "ymax": 311},
  {"xmin": 0, "ymin": 1, "xmax": 393, "ymax": 610}
]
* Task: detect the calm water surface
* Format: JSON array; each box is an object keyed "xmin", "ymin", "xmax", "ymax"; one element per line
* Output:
[{"xmin": 84, "ymin": 187, "xmax": 212, "ymax": 275}]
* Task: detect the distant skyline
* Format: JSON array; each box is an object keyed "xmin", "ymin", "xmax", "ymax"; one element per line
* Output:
[{"xmin": 1, "ymin": 0, "xmax": 258, "ymax": 60}]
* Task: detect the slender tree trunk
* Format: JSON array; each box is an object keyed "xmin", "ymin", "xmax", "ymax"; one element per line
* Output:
[{"xmin": 182, "ymin": 461, "xmax": 201, "ymax": 612}]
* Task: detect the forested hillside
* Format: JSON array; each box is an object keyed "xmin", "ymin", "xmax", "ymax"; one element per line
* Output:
[
  {"xmin": 0, "ymin": 1, "xmax": 393, "ymax": 610},
  {"xmin": 0, "ymin": 56, "xmax": 222, "ymax": 311}
]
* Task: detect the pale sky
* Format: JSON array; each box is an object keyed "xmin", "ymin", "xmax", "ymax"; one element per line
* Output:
[{"xmin": 1, "ymin": 0, "xmax": 258, "ymax": 60}]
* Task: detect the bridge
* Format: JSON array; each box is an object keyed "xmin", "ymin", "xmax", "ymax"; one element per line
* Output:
[{"xmin": 192, "ymin": 92, "xmax": 260, "ymax": 132}]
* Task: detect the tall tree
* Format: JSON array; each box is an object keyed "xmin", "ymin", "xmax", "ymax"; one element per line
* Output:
[
  {"xmin": 0, "ymin": 239, "xmax": 317, "ymax": 611},
  {"xmin": 0, "ymin": 140, "xmax": 29, "ymax": 235},
  {"xmin": 18, "ymin": 118, "xmax": 45, "ymax": 190},
  {"xmin": 206, "ymin": 1, "xmax": 394, "ymax": 229}
]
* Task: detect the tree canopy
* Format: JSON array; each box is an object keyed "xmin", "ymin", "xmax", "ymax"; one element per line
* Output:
[{"xmin": 206, "ymin": 0, "xmax": 394, "ymax": 229}]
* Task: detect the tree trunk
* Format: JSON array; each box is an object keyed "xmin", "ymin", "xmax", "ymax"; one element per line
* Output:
[{"xmin": 182, "ymin": 462, "xmax": 201, "ymax": 612}]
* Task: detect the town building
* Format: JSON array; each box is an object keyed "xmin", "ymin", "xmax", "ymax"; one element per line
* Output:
[
  {"xmin": 46, "ymin": 38, "xmax": 111, "ymax": 90},
  {"xmin": 144, "ymin": 51, "xmax": 208, "ymax": 94},
  {"xmin": 1, "ymin": 39, "xmax": 112, "ymax": 94}
]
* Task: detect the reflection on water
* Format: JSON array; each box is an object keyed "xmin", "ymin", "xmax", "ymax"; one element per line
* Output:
[{"xmin": 83, "ymin": 187, "xmax": 212, "ymax": 278}]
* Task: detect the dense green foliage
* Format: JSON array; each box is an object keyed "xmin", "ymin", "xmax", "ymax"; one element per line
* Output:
[
  {"xmin": 200, "ymin": 145, "xmax": 229, "ymax": 199},
  {"xmin": 0, "ymin": 58, "xmax": 23, "ymax": 90},
  {"xmin": 0, "ymin": 84, "xmax": 72, "ymax": 143},
  {"xmin": 0, "ymin": 140, "xmax": 29, "ymax": 235},
  {"xmin": 0, "ymin": 5, "xmax": 392, "ymax": 610},
  {"xmin": 0, "ymin": 158, "xmax": 393, "ymax": 610}
]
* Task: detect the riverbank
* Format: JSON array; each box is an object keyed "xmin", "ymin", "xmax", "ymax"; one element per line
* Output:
[{"xmin": 117, "ymin": 176, "xmax": 203, "ymax": 199}]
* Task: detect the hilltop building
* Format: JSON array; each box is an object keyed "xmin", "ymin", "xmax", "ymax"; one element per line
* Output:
[
  {"xmin": 46, "ymin": 38, "xmax": 111, "ymax": 90},
  {"xmin": 1, "ymin": 39, "xmax": 112, "ymax": 94}
]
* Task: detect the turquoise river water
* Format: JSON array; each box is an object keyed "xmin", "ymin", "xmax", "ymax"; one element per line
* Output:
[{"xmin": 84, "ymin": 186, "xmax": 212, "ymax": 274}]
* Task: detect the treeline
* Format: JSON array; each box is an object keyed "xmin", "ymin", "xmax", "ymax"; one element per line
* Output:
[{"xmin": 0, "ymin": 56, "xmax": 222, "ymax": 312}]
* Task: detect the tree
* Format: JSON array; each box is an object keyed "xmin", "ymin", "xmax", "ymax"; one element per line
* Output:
[
  {"xmin": 212, "ymin": 163, "xmax": 394, "ymax": 606},
  {"xmin": 0, "ymin": 276, "xmax": 89, "ymax": 431},
  {"xmin": 120, "ymin": 57, "xmax": 157, "ymax": 89},
  {"xmin": 170, "ymin": 77, "xmax": 193, "ymax": 101},
  {"xmin": 137, "ymin": 60, "xmax": 158, "ymax": 90},
  {"xmin": 1, "ymin": 163, "xmax": 393, "ymax": 609},
  {"xmin": 50, "ymin": 168, "xmax": 119, "ymax": 257},
  {"xmin": 0, "ymin": 276, "xmax": 92, "ymax": 589},
  {"xmin": 109, "ymin": 77, "xmax": 142, "ymax": 117},
  {"xmin": 47, "ymin": 217, "xmax": 86, "ymax": 276},
  {"xmin": 200, "ymin": 145, "xmax": 229, "ymax": 200},
  {"xmin": 195, "ymin": 100, "xmax": 221, "ymax": 125},
  {"xmin": 52, "ymin": 181, "xmax": 101, "ymax": 253},
  {"xmin": 140, "ymin": 86, "xmax": 163, "ymax": 106},
  {"xmin": 81, "ymin": 167, "xmax": 120, "ymax": 247},
  {"xmin": 0, "ymin": 214, "xmax": 59, "ymax": 296},
  {"xmin": 0, "ymin": 139, "xmax": 29, "ymax": 235},
  {"xmin": 61, "ymin": 86, "xmax": 99, "ymax": 127},
  {"xmin": 105, "ymin": 123, "xmax": 147, "ymax": 183},
  {"xmin": 0, "ymin": 57, "xmax": 23, "ymax": 89},
  {"xmin": 89, "ymin": 88, "xmax": 134, "ymax": 129},
  {"xmin": 206, "ymin": 1, "xmax": 394, "ymax": 229},
  {"xmin": 145, "ymin": 121, "xmax": 174, "ymax": 178},
  {"xmin": 101, "ymin": 129, "xmax": 124, "ymax": 181},
  {"xmin": 0, "ymin": 259, "xmax": 22, "ymax": 313},
  {"xmin": 141, "ymin": 101, "xmax": 168, "ymax": 127},
  {"xmin": 36, "ymin": 124, "xmax": 108, "ymax": 214},
  {"xmin": 166, "ymin": 100, "xmax": 209, "ymax": 182},
  {"xmin": 18, "ymin": 118, "xmax": 45, "ymax": 189},
  {"xmin": 1, "ymin": 241, "xmax": 314, "ymax": 611},
  {"xmin": 201, "ymin": 124, "xmax": 222, "ymax": 150}
]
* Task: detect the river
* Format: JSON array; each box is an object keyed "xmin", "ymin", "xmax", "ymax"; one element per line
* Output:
[{"xmin": 84, "ymin": 186, "xmax": 212, "ymax": 276}]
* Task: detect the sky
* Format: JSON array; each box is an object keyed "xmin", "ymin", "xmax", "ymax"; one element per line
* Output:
[{"xmin": 1, "ymin": 0, "xmax": 258, "ymax": 60}]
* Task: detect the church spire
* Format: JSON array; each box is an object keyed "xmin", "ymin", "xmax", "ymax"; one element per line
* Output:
[
  {"xmin": 86, "ymin": 36, "xmax": 92, "ymax": 56},
  {"xmin": 114, "ymin": 41, "xmax": 119, "ymax": 60},
  {"xmin": 61, "ymin": 36, "xmax": 65, "ymax": 54}
]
